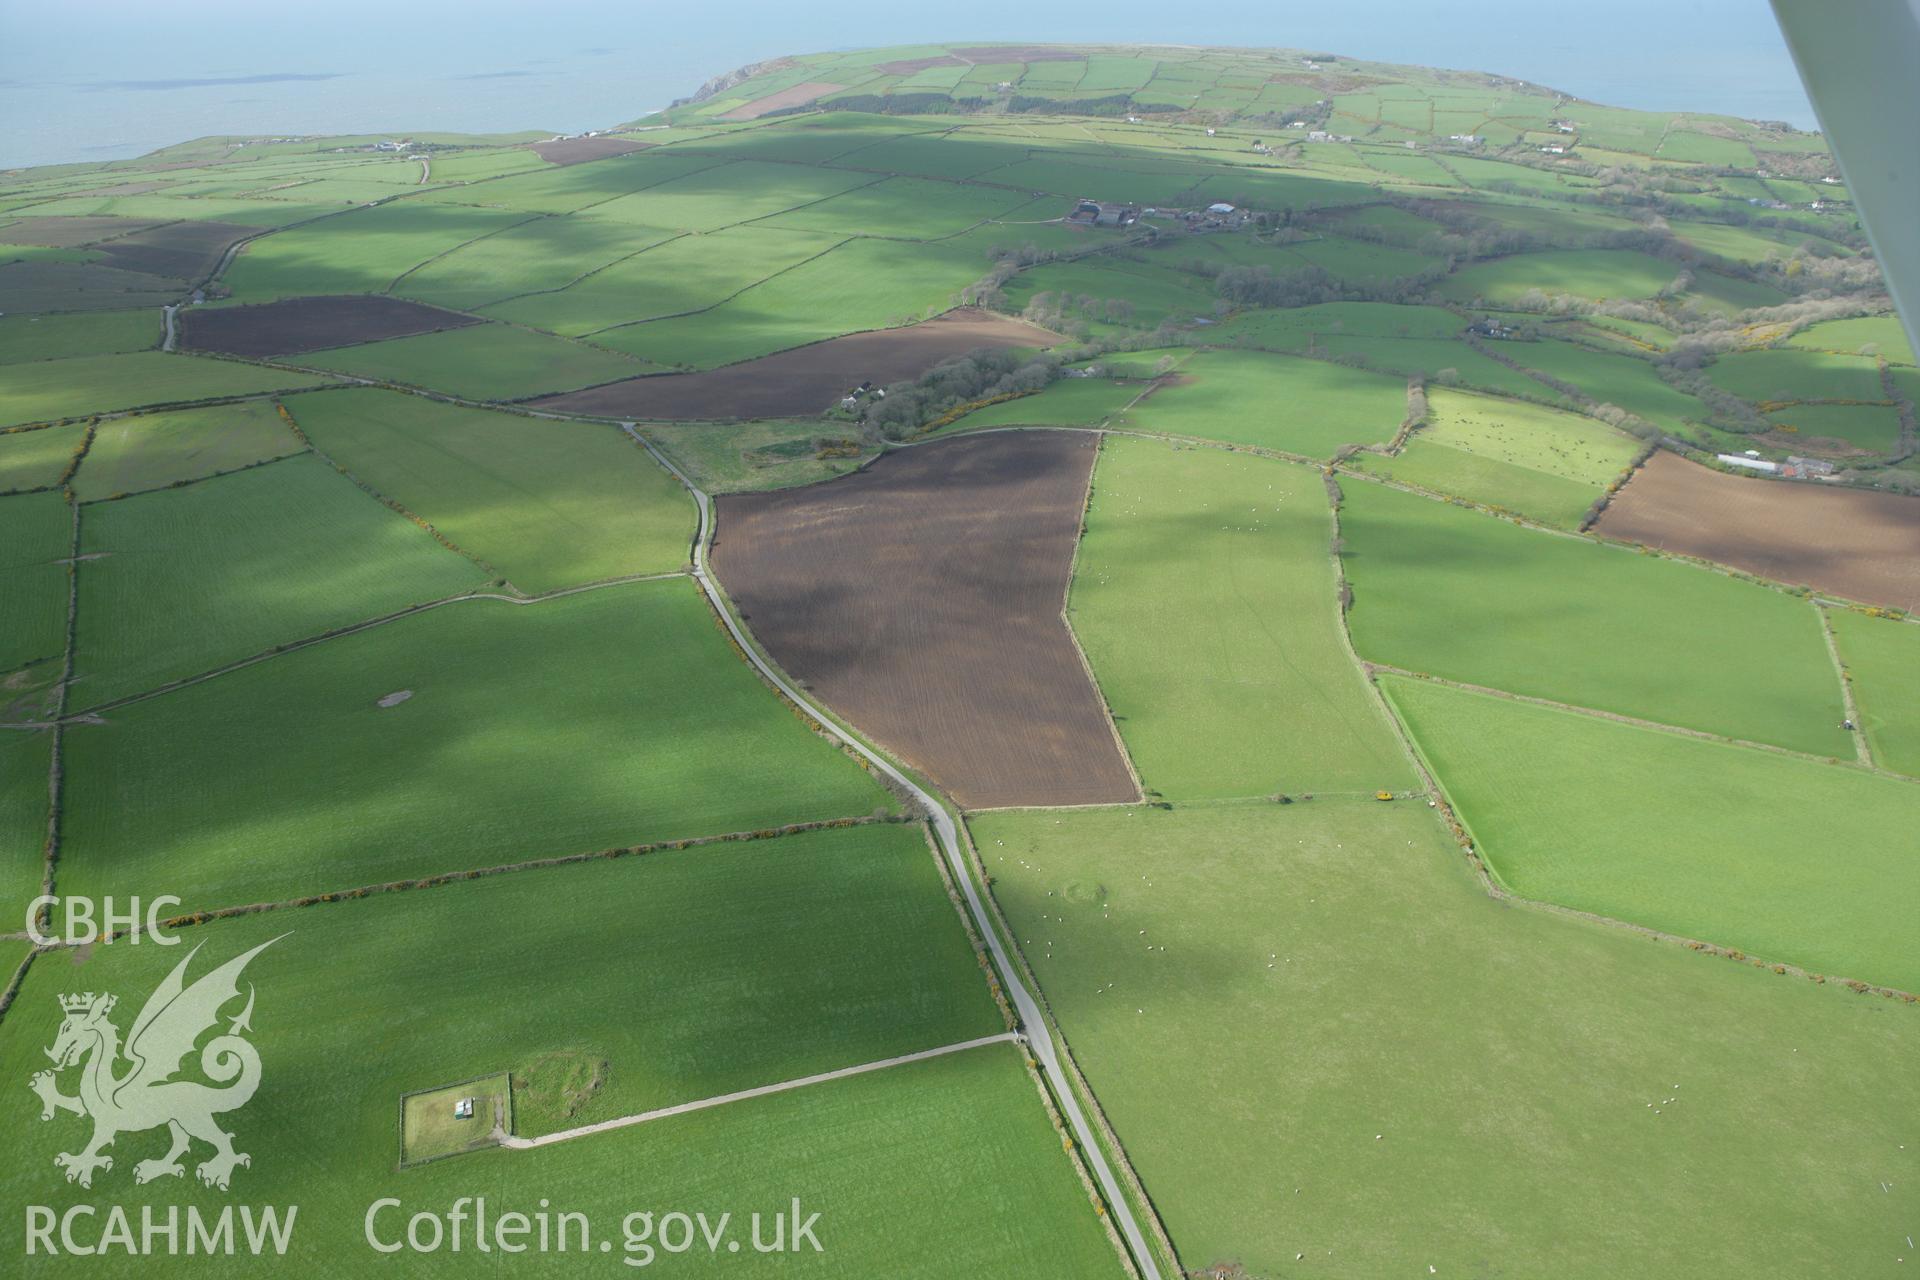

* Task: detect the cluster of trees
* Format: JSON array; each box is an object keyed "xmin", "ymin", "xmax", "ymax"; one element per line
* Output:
[{"xmin": 860, "ymin": 347, "xmax": 1068, "ymax": 440}]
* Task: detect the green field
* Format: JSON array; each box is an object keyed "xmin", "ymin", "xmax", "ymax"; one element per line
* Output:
[
  {"xmin": 1350, "ymin": 387, "xmax": 1639, "ymax": 525},
  {"xmin": 1764, "ymin": 401, "xmax": 1902, "ymax": 453},
  {"xmin": 976, "ymin": 798, "xmax": 1920, "ymax": 1278},
  {"xmin": 1114, "ymin": 350, "xmax": 1407, "ymax": 458},
  {"xmin": 485, "ymin": 225, "xmax": 843, "ymax": 338},
  {"xmin": 1384, "ymin": 675, "xmax": 1920, "ymax": 990},
  {"xmin": 757, "ymin": 175, "xmax": 1030, "ymax": 239},
  {"xmin": 1788, "ymin": 315, "xmax": 1915, "ymax": 364},
  {"xmin": 0, "ymin": 830, "xmax": 1120, "ymax": 1276},
  {"xmin": 1829, "ymin": 609, "xmax": 1920, "ymax": 776},
  {"xmin": 287, "ymin": 389, "xmax": 692, "ymax": 591},
  {"xmin": 1503, "ymin": 338, "xmax": 1708, "ymax": 435},
  {"xmin": 292, "ymin": 322, "xmax": 656, "ymax": 400},
  {"xmin": 0, "ymin": 309, "xmax": 160, "ymax": 364},
  {"xmin": 0, "ymin": 727, "xmax": 51, "ymax": 927},
  {"xmin": 219, "ymin": 201, "xmax": 535, "ymax": 300},
  {"xmin": 1348, "ymin": 438, "xmax": 1602, "ymax": 527},
  {"xmin": 1706, "ymin": 348, "xmax": 1888, "ymax": 404},
  {"xmin": 0, "ymin": 490, "xmax": 73, "ymax": 673},
  {"xmin": 1339, "ymin": 480, "xmax": 1851, "ymax": 754},
  {"xmin": 940, "ymin": 378, "xmax": 1146, "ymax": 432},
  {"xmin": 607, "ymin": 238, "xmax": 983, "ymax": 368},
  {"xmin": 1438, "ymin": 249, "xmax": 1684, "ymax": 304},
  {"xmin": 1414, "ymin": 388, "xmax": 1642, "ymax": 484},
  {"xmin": 392, "ymin": 214, "xmax": 672, "ymax": 312},
  {"xmin": 71, "ymin": 454, "xmax": 488, "ymax": 706},
  {"xmin": 1071, "ymin": 437, "xmax": 1409, "ymax": 799},
  {"xmin": 73, "ymin": 400, "xmax": 304, "ymax": 500},
  {"xmin": 0, "ymin": 422, "xmax": 84, "ymax": 493},
  {"xmin": 0, "ymin": 352, "xmax": 332, "ymax": 427},
  {"xmin": 637, "ymin": 420, "xmax": 875, "ymax": 494},
  {"xmin": 60, "ymin": 578, "xmax": 898, "ymax": 910}
]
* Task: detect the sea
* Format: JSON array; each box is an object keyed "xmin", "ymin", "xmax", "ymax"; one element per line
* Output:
[{"xmin": 0, "ymin": 0, "xmax": 1817, "ymax": 172}]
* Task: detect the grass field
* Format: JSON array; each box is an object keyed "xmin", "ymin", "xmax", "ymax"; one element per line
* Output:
[
  {"xmin": 292, "ymin": 322, "xmax": 657, "ymax": 400},
  {"xmin": 1339, "ymin": 479, "xmax": 1851, "ymax": 754},
  {"xmin": 0, "ymin": 490, "xmax": 73, "ymax": 674},
  {"xmin": 1113, "ymin": 350, "xmax": 1407, "ymax": 458},
  {"xmin": 0, "ymin": 309, "xmax": 159, "ymax": 364},
  {"xmin": 1071, "ymin": 437, "xmax": 1409, "ymax": 799},
  {"xmin": 287, "ymin": 389, "xmax": 692, "ymax": 592},
  {"xmin": 607, "ymin": 237, "xmax": 983, "ymax": 369},
  {"xmin": 1829, "ymin": 609, "xmax": 1920, "ymax": 776},
  {"xmin": 0, "ymin": 726, "xmax": 50, "ymax": 927},
  {"xmin": 940, "ymin": 378, "xmax": 1146, "ymax": 432},
  {"xmin": 0, "ymin": 352, "xmax": 332, "ymax": 428},
  {"xmin": 1706, "ymin": 348, "xmax": 1888, "ymax": 404},
  {"xmin": 1764, "ymin": 401, "xmax": 1902, "ymax": 454},
  {"xmin": 0, "ymin": 422, "xmax": 85, "ymax": 493},
  {"xmin": 1348, "ymin": 439, "xmax": 1602, "ymax": 527},
  {"xmin": 1349, "ymin": 388, "xmax": 1639, "ymax": 526},
  {"xmin": 1384, "ymin": 675, "xmax": 1920, "ymax": 990},
  {"xmin": 72, "ymin": 454, "xmax": 489, "ymax": 706},
  {"xmin": 219, "ymin": 201, "xmax": 535, "ymax": 300},
  {"xmin": 1502, "ymin": 338, "xmax": 1708, "ymax": 435},
  {"xmin": 976, "ymin": 799, "xmax": 1920, "ymax": 1279},
  {"xmin": 59, "ymin": 578, "xmax": 898, "ymax": 910},
  {"xmin": 1438, "ymin": 249, "xmax": 1683, "ymax": 304},
  {"xmin": 392, "ymin": 215, "xmax": 674, "ymax": 312},
  {"xmin": 636, "ymin": 420, "xmax": 875, "ymax": 493},
  {"xmin": 1788, "ymin": 315, "xmax": 1915, "ymax": 364},
  {"xmin": 484, "ymin": 226, "xmax": 843, "ymax": 338},
  {"xmin": 0, "ymin": 830, "xmax": 1121, "ymax": 1276},
  {"xmin": 73, "ymin": 401, "xmax": 303, "ymax": 500}
]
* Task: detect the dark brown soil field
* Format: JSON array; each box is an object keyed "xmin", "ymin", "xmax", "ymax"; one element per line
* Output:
[
  {"xmin": 533, "ymin": 309, "xmax": 1056, "ymax": 420},
  {"xmin": 179, "ymin": 295, "xmax": 483, "ymax": 357},
  {"xmin": 711, "ymin": 431, "xmax": 1139, "ymax": 809},
  {"xmin": 0, "ymin": 260, "xmax": 183, "ymax": 313},
  {"xmin": 1597, "ymin": 451, "xmax": 1920, "ymax": 609},
  {"xmin": 92, "ymin": 220, "xmax": 254, "ymax": 283},
  {"xmin": 529, "ymin": 136, "xmax": 655, "ymax": 166},
  {"xmin": 719, "ymin": 81, "xmax": 847, "ymax": 121}
]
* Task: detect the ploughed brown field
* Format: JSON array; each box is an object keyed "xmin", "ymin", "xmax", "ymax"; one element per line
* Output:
[
  {"xmin": 178, "ymin": 295, "xmax": 482, "ymax": 357},
  {"xmin": 533, "ymin": 309, "xmax": 1055, "ymax": 421},
  {"xmin": 1597, "ymin": 451, "xmax": 1920, "ymax": 609},
  {"xmin": 711, "ymin": 431, "xmax": 1140, "ymax": 809},
  {"xmin": 529, "ymin": 136, "xmax": 654, "ymax": 165},
  {"xmin": 718, "ymin": 81, "xmax": 846, "ymax": 121}
]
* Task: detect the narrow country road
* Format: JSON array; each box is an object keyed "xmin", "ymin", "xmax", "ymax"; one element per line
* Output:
[
  {"xmin": 161, "ymin": 303, "xmax": 178, "ymax": 351},
  {"xmin": 503, "ymin": 1034, "xmax": 1019, "ymax": 1150},
  {"xmin": 626, "ymin": 426, "xmax": 1165, "ymax": 1280}
]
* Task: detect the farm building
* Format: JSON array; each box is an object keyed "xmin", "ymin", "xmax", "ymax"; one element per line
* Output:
[{"xmin": 1717, "ymin": 452, "xmax": 1781, "ymax": 474}]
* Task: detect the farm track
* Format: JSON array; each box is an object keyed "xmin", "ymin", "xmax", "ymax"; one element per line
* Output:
[
  {"xmin": 629, "ymin": 426, "xmax": 1166, "ymax": 1280},
  {"xmin": 502, "ymin": 1034, "xmax": 1021, "ymax": 1150}
]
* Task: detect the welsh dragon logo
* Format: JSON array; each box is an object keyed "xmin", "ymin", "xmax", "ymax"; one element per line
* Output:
[{"xmin": 30, "ymin": 937, "xmax": 281, "ymax": 1191}]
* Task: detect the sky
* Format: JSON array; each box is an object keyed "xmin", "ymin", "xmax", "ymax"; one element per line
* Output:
[{"xmin": 0, "ymin": 0, "xmax": 1817, "ymax": 170}]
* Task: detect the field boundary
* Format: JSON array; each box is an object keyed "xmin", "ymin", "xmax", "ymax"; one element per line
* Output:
[
  {"xmin": 46, "ymin": 571, "xmax": 687, "ymax": 723},
  {"xmin": 1060, "ymin": 431, "xmax": 1148, "ymax": 804},
  {"xmin": 1364, "ymin": 663, "xmax": 1897, "ymax": 778},
  {"xmin": 28, "ymin": 815, "xmax": 907, "ymax": 948}
]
